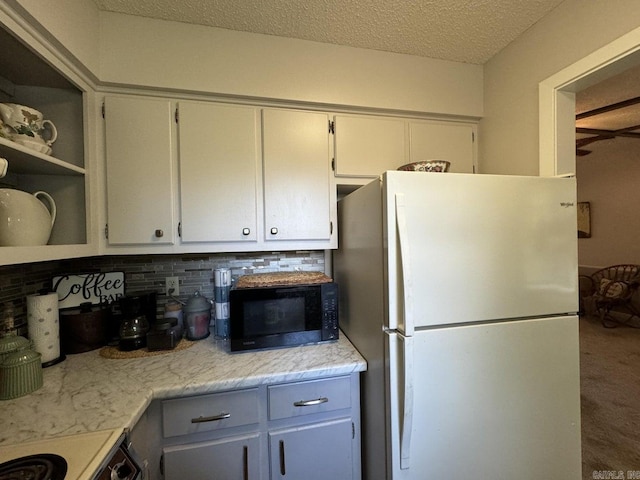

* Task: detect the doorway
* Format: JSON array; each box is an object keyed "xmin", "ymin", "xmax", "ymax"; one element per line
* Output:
[{"xmin": 539, "ymin": 27, "xmax": 640, "ymax": 477}]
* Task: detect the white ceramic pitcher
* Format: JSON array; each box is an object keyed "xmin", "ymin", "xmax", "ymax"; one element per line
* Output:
[{"xmin": 0, "ymin": 189, "xmax": 56, "ymax": 246}]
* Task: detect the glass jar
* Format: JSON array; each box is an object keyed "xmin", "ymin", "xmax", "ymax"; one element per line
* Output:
[
  {"xmin": 163, "ymin": 301, "xmax": 184, "ymax": 339},
  {"xmin": 118, "ymin": 315, "xmax": 149, "ymax": 351},
  {"xmin": 183, "ymin": 291, "xmax": 211, "ymax": 340}
]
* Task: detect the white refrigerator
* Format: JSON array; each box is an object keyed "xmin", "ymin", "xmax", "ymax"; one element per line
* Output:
[{"xmin": 334, "ymin": 171, "xmax": 581, "ymax": 479}]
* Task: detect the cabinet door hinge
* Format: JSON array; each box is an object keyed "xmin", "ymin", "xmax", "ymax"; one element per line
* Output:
[
  {"xmin": 352, "ymin": 422, "xmax": 355, "ymax": 439},
  {"xmin": 101, "ymin": 102, "xmax": 105, "ymax": 119},
  {"xmin": 104, "ymin": 224, "xmax": 109, "ymax": 239},
  {"xmin": 175, "ymin": 107, "xmax": 179, "ymax": 123},
  {"xmin": 330, "ymin": 221, "xmax": 334, "ymax": 235},
  {"xmin": 329, "ymin": 120, "xmax": 335, "ymax": 134},
  {"xmin": 472, "ymin": 131, "xmax": 475, "ymax": 143},
  {"xmin": 178, "ymin": 222, "xmax": 182, "ymax": 238},
  {"xmin": 331, "ymin": 158, "xmax": 335, "ymax": 171},
  {"xmin": 159, "ymin": 454, "xmax": 164, "ymax": 476}
]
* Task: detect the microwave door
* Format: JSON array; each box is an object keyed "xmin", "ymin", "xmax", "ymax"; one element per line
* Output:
[{"xmin": 229, "ymin": 284, "xmax": 338, "ymax": 352}]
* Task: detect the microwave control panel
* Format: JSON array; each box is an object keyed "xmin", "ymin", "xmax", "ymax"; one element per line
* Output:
[{"xmin": 321, "ymin": 283, "xmax": 339, "ymax": 340}]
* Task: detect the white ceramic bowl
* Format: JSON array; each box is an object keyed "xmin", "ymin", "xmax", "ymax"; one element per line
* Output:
[{"xmin": 397, "ymin": 160, "xmax": 451, "ymax": 172}]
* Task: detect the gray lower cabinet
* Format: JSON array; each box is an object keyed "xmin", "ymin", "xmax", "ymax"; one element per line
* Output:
[
  {"xmin": 269, "ymin": 419, "xmax": 353, "ymax": 480},
  {"xmin": 156, "ymin": 374, "xmax": 361, "ymax": 480},
  {"xmin": 163, "ymin": 433, "xmax": 261, "ymax": 479}
]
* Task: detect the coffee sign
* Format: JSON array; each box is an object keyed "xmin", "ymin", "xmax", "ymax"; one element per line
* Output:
[{"xmin": 52, "ymin": 272, "xmax": 125, "ymax": 309}]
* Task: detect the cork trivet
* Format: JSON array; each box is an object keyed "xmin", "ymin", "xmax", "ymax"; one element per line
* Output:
[
  {"xmin": 235, "ymin": 271, "xmax": 332, "ymax": 288},
  {"xmin": 99, "ymin": 338, "xmax": 196, "ymax": 359}
]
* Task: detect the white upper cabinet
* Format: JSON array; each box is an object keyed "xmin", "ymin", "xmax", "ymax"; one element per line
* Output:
[
  {"xmin": 177, "ymin": 101, "xmax": 260, "ymax": 243},
  {"xmin": 104, "ymin": 95, "xmax": 175, "ymax": 246},
  {"xmin": 262, "ymin": 108, "xmax": 334, "ymax": 244},
  {"xmin": 409, "ymin": 120, "xmax": 476, "ymax": 173},
  {"xmin": 333, "ymin": 114, "xmax": 406, "ymax": 178},
  {"xmin": 102, "ymin": 96, "xmax": 337, "ymax": 253},
  {"xmin": 333, "ymin": 115, "xmax": 477, "ymax": 187}
]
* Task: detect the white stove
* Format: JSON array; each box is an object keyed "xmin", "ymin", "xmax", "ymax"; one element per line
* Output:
[{"xmin": 0, "ymin": 429, "xmax": 140, "ymax": 480}]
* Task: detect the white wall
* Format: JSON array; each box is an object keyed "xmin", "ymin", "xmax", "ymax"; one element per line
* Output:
[
  {"xmin": 98, "ymin": 12, "xmax": 483, "ymax": 118},
  {"xmin": 482, "ymin": 0, "xmax": 640, "ymax": 175},
  {"xmin": 577, "ymin": 138, "xmax": 640, "ymax": 268},
  {"xmin": 12, "ymin": 0, "xmax": 100, "ymax": 78}
]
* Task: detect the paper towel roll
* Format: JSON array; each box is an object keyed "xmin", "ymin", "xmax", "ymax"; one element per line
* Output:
[{"xmin": 27, "ymin": 292, "xmax": 61, "ymax": 365}]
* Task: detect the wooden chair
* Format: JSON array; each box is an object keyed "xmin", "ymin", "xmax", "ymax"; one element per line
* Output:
[{"xmin": 579, "ymin": 264, "xmax": 640, "ymax": 327}]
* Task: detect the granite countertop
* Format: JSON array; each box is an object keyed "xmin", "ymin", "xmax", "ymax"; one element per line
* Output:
[{"xmin": 0, "ymin": 332, "xmax": 366, "ymax": 447}]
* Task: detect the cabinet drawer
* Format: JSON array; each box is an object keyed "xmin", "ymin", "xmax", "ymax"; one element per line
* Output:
[
  {"xmin": 162, "ymin": 388, "xmax": 259, "ymax": 438},
  {"xmin": 268, "ymin": 376, "xmax": 351, "ymax": 420}
]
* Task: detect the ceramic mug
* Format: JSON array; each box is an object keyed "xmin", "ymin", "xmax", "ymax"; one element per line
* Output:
[{"xmin": 0, "ymin": 103, "xmax": 57, "ymax": 145}]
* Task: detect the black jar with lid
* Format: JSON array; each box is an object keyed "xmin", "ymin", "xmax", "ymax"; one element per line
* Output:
[{"xmin": 146, "ymin": 318, "xmax": 179, "ymax": 351}]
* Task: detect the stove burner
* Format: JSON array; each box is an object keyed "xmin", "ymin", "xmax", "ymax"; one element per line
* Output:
[{"xmin": 0, "ymin": 454, "xmax": 67, "ymax": 480}]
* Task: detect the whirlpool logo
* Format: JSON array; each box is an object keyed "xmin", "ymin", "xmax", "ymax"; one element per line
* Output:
[{"xmin": 560, "ymin": 202, "xmax": 575, "ymax": 208}]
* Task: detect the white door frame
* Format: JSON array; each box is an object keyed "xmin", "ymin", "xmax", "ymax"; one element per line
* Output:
[{"xmin": 539, "ymin": 26, "xmax": 640, "ymax": 177}]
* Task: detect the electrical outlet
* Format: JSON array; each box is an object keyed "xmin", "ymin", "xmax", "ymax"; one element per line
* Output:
[{"xmin": 165, "ymin": 276, "xmax": 179, "ymax": 296}]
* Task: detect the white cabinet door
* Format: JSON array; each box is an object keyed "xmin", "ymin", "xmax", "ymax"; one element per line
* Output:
[
  {"xmin": 178, "ymin": 102, "xmax": 260, "ymax": 243},
  {"xmin": 334, "ymin": 114, "xmax": 406, "ymax": 177},
  {"xmin": 409, "ymin": 120, "xmax": 476, "ymax": 173},
  {"xmin": 104, "ymin": 96, "xmax": 175, "ymax": 245},
  {"xmin": 163, "ymin": 433, "xmax": 262, "ymax": 480},
  {"xmin": 262, "ymin": 109, "xmax": 332, "ymax": 242},
  {"xmin": 269, "ymin": 418, "xmax": 353, "ymax": 480}
]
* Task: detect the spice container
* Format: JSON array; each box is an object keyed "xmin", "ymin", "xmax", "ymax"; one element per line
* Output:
[
  {"xmin": 147, "ymin": 318, "xmax": 179, "ymax": 351},
  {"xmin": 214, "ymin": 267, "xmax": 231, "ymax": 339}
]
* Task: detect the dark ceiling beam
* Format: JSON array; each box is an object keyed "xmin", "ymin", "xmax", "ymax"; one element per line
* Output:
[
  {"xmin": 576, "ymin": 95, "xmax": 640, "ymax": 120},
  {"xmin": 576, "ymin": 135, "xmax": 614, "ymax": 147},
  {"xmin": 576, "ymin": 126, "xmax": 640, "ymax": 139}
]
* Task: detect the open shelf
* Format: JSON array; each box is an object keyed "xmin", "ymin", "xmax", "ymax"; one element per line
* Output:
[{"xmin": 0, "ymin": 137, "xmax": 85, "ymax": 176}]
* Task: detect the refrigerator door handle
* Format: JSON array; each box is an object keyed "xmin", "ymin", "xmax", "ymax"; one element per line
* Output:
[
  {"xmin": 399, "ymin": 334, "xmax": 414, "ymax": 470},
  {"xmin": 395, "ymin": 193, "xmax": 415, "ymax": 336}
]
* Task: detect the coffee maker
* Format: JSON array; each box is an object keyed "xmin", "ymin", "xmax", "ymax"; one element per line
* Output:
[{"xmin": 107, "ymin": 291, "xmax": 158, "ymax": 345}]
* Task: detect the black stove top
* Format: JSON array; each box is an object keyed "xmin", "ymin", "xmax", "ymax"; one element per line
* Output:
[{"xmin": 0, "ymin": 453, "xmax": 67, "ymax": 480}]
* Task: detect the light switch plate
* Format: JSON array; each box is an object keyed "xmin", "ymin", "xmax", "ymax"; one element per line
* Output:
[{"xmin": 165, "ymin": 276, "xmax": 179, "ymax": 296}]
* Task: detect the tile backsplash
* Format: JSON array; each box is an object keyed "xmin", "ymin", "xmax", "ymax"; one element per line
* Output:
[{"xmin": 0, "ymin": 251, "xmax": 327, "ymax": 335}]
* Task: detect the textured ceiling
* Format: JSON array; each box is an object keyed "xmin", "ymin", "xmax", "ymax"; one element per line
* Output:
[{"xmin": 92, "ymin": 0, "xmax": 566, "ymax": 65}]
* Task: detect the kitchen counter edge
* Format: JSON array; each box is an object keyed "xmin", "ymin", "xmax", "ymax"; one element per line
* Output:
[{"xmin": 0, "ymin": 331, "xmax": 366, "ymax": 446}]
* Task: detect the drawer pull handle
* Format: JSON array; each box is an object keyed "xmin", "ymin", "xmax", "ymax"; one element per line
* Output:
[
  {"xmin": 190, "ymin": 412, "xmax": 231, "ymax": 423},
  {"xmin": 293, "ymin": 397, "xmax": 328, "ymax": 407}
]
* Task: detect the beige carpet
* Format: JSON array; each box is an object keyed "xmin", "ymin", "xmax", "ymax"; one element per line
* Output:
[{"xmin": 580, "ymin": 315, "xmax": 640, "ymax": 478}]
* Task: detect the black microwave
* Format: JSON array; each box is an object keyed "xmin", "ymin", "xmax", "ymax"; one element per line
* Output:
[{"xmin": 229, "ymin": 282, "xmax": 339, "ymax": 352}]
